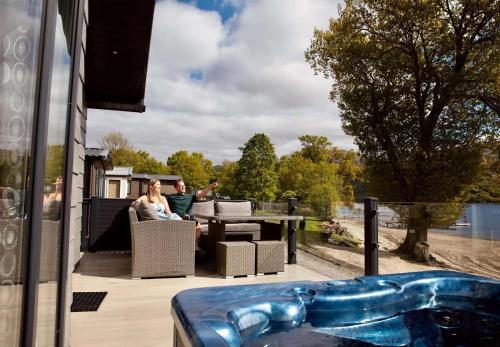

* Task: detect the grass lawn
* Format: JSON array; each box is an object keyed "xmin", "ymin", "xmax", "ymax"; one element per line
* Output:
[{"xmin": 303, "ymin": 217, "xmax": 324, "ymax": 234}]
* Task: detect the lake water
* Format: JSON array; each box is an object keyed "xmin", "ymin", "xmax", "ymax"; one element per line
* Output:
[
  {"xmin": 451, "ymin": 203, "xmax": 500, "ymax": 240},
  {"xmin": 339, "ymin": 203, "xmax": 500, "ymax": 241}
]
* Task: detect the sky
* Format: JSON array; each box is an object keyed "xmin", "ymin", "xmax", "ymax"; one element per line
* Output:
[{"xmin": 87, "ymin": 0, "xmax": 354, "ymax": 164}]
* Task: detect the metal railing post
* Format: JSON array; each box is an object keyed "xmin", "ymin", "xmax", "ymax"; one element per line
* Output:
[
  {"xmin": 364, "ymin": 197, "xmax": 379, "ymax": 276},
  {"xmin": 287, "ymin": 198, "xmax": 297, "ymax": 264}
]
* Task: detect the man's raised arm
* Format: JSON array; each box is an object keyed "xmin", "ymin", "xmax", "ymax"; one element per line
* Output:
[{"xmin": 196, "ymin": 181, "xmax": 218, "ymax": 200}]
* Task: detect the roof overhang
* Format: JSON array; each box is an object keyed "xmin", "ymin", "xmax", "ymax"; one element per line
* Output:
[
  {"xmin": 84, "ymin": 148, "xmax": 113, "ymax": 170},
  {"xmin": 85, "ymin": 0, "xmax": 156, "ymax": 113}
]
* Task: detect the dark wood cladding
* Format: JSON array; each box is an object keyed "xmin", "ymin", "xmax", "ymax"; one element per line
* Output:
[
  {"xmin": 85, "ymin": 0, "xmax": 155, "ymax": 112},
  {"xmin": 87, "ymin": 197, "xmax": 135, "ymax": 251}
]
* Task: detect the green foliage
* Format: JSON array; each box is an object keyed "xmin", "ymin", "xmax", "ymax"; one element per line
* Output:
[
  {"xmin": 327, "ymin": 233, "xmax": 362, "ymax": 248},
  {"xmin": 277, "ymin": 154, "xmax": 314, "ymax": 200},
  {"xmin": 277, "ymin": 135, "xmax": 361, "ymax": 205},
  {"xmin": 234, "ymin": 133, "xmax": 278, "ymax": 201},
  {"xmin": 388, "ymin": 201, "xmax": 465, "ymax": 229},
  {"xmin": 213, "ymin": 160, "xmax": 239, "ymax": 198},
  {"xmin": 134, "ymin": 151, "xmax": 169, "ymax": 175},
  {"xmin": 110, "ymin": 148, "xmax": 169, "ymax": 175},
  {"xmin": 110, "ymin": 147, "xmax": 138, "ymax": 167},
  {"xmin": 44, "ymin": 145, "xmax": 65, "ymax": 185},
  {"xmin": 306, "ymin": 0, "xmax": 499, "ymax": 253},
  {"xmin": 99, "ymin": 132, "xmax": 169, "ymax": 175},
  {"xmin": 330, "ymin": 148, "xmax": 364, "ymax": 204},
  {"xmin": 306, "ymin": 0, "xmax": 499, "ymax": 203},
  {"xmin": 306, "ymin": 183, "xmax": 339, "ymax": 220},
  {"xmin": 298, "ymin": 135, "xmax": 331, "ymax": 163},
  {"xmin": 467, "ymin": 140, "xmax": 500, "ymax": 203},
  {"xmin": 167, "ymin": 151, "xmax": 213, "ymax": 189}
]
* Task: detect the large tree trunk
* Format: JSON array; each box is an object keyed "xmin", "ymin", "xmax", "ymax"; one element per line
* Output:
[{"xmin": 396, "ymin": 204, "xmax": 431, "ymax": 260}]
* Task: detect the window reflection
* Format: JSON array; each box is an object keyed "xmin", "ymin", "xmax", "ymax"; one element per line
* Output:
[
  {"xmin": 0, "ymin": 0, "xmax": 42, "ymax": 345},
  {"xmin": 43, "ymin": 176, "xmax": 63, "ymax": 221},
  {"xmin": 36, "ymin": 0, "xmax": 73, "ymax": 345}
]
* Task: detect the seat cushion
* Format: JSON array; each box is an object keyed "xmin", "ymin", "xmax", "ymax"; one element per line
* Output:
[
  {"xmin": 191, "ymin": 200, "xmax": 214, "ymax": 224},
  {"xmin": 225, "ymin": 223, "xmax": 260, "ymax": 232},
  {"xmin": 136, "ymin": 200, "xmax": 159, "ymax": 220},
  {"xmin": 215, "ymin": 201, "xmax": 251, "ymax": 217}
]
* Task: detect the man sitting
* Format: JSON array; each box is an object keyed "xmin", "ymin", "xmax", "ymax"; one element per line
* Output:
[{"xmin": 167, "ymin": 179, "xmax": 218, "ymax": 245}]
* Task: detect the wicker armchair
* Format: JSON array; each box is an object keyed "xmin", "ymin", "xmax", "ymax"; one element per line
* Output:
[
  {"xmin": 128, "ymin": 207, "xmax": 196, "ymax": 278},
  {"xmin": 40, "ymin": 220, "xmax": 60, "ymax": 282}
]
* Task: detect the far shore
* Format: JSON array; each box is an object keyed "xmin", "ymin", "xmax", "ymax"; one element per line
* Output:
[{"xmin": 299, "ymin": 219, "xmax": 500, "ymax": 279}]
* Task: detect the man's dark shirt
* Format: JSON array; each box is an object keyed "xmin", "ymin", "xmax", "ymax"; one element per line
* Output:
[{"xmin": 166, "ymin": 193, "xmax": 196, "ymax": 217}]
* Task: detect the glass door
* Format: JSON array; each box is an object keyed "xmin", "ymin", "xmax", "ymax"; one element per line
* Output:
[
  {"xmin": 0, "ymin": 0, "xmax": 76, "ymax": 345},
  {"xmin": 0, "ymin": 0, "xmax": 44, "ymax": 345},
  {"xmin": 36, "ymin": 0, "xmax": 74, "ymax": 344}
]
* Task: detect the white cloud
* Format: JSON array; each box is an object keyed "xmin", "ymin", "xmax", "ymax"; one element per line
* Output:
[{"xmin": 87, "ymin": 0, "xmax": 354, "ymax": 165}]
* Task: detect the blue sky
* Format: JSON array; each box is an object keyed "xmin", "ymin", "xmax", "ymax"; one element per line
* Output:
[
  {"xmin": 88, "ymin": 0, "xmax": 352, "ymax": 164},
  {"xmin": 178, "ymin": 0, "xmax": 239, "ymax": 23}
]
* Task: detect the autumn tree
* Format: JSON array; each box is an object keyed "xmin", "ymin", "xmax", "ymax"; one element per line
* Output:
[
  {"xmin": 99, "ymin": 131, "xmax": 131, "ymax": 151},
  {"xmin": 167, "ymin": 151, "xmax": 213, "ymax": 189},
  {"xmin": 329, "ymin": 148, "xmax": 364, "ymax": 204},
  {"xmin": 277, "ymin": 135, "xmax": 361, "ymax": 207},
  {"xmin": 306, "ymin": 0, "xmax": 499, "ymax": 257},
  {"xmin": 99, "ymin": 132, "xmax": 169, "ymax": 174},
  {"xmin": 234, "ymin": 133, "xmax": 278, "ymax": 201},
  {"xmin": 298, "ymin": 135, "xmax": 331, "ymax": 163}
]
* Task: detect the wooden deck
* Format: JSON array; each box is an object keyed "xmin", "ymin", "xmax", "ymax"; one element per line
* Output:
[{"xmin": 70, "ymin": 252, "xmax": 333, "ymax": 347}]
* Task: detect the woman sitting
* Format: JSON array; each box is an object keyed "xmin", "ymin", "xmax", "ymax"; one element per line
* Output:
[{"xmin": 132, "ymin": 179, "xmax": 182, "ymax": 220}]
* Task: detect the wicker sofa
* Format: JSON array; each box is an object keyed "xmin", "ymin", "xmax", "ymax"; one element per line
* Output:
[{"xmin": 128, "ymin": 207, "xmax": 196, "ymax": 278}]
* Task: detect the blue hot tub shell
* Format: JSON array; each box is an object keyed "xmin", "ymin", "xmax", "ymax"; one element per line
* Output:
[{"xmin": 171, "ymin": 271, "xmax": 500, "ymax": 346}]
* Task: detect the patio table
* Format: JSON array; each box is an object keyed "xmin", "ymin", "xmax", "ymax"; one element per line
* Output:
[{"xmin": 193, "ymin": 214, "xmax": 303, "ymax": 264}]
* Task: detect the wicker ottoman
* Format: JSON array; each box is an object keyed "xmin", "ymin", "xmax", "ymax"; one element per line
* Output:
[
  {"xmin": 216, "ymin": 241, "xmax": 255, "ymax": 278},
  {"xmin": 252, "ymin": 240, "xmax": 284, "ymax": 275}
]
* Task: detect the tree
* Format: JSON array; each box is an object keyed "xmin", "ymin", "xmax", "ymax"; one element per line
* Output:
[
  {"xmin": 99, "ymin": 131, "xmax": 131, "ymax": 151},
  {"xmin": 306, "ymin": 0, "xmax": 499, "ymax": 257},
  {"xmin": 167, "ymin": 151, "xmax": 213, "ymax": 189},
  {"xmin": 306, "ymin": 183, "xmax": 339, "ymax": 220},
  {"xmin": 277, "ymin": 136, "xmax": 359, "ymax": 205},
  {"xmin": 329, "ymin": 148, "xmax": 364, "ymax": 204},
  {"xmin": 134, "ymin": 151, "xmax": 170, "ymax": 175},
  {"xmin": 99, "ymin": 132, "xmax": 170, "ymax": 174},
  {"xmin": 298, "ymin": 135, "xmax": 331, "ymax": 163},
  {"xmin": 277, "ymin": 154, "xmax": 314, "ymax": 200},
  {"xmin": 110, "ymin": 147, "xmax": 139, "ymax": 168},
  {"xmin": 467, "ymin": 139, "xmax": 500, "ymax": 203},
  {"xmin": 44, "ymin": 145, "xmax": 65, "ymax": 185},
  {"xmin": 213, "ymin": 160, "xmax": 239, "ymax": 199},
  {"xmin": 234, "ymin": 133, "xmax": 278, "ymax": 201}
]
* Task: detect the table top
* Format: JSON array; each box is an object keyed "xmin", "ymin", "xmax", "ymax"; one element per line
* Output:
[{"xmin": 192, "ymin": 214, "xmax": 303, "ymax": 222}]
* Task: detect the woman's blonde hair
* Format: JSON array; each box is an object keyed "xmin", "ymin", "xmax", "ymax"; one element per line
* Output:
[{"xmin": 146, "ymin": 179, "xmax": 161, "ymax": 203}]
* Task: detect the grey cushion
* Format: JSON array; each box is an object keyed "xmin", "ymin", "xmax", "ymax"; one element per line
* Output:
[
  {"xmin": 191, "ymin": 200, "xmax": 214, "ymax": 224},
  {"xmin": 215, "ymin": 201, "xmax": 251, "ymax": 217},
  {"xmin": 136, "ymin": 200, "xmax": 159, "ymax": 221},
  {"xmin": 225, "ymin": 223, "xmax": 260, "ymax": 232}
]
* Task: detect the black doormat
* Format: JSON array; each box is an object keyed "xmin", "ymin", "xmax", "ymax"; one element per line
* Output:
[{"xmin": 71, "ymin": 292, "xmax": 107, "ymax": 312}]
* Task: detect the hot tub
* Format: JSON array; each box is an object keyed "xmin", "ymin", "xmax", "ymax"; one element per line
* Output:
[{"xmin": 171, "ymin": 271, "xmax": 499, "ymax": 346}]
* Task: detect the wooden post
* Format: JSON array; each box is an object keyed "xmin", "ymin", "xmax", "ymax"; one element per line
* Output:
[
  {"xmin": 287, "ymin": 198, "xmax": 297, "ymax": 264},
  {"xmin": 364, "ymin": 197, "xmax": 379, "ymax": 276}
]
